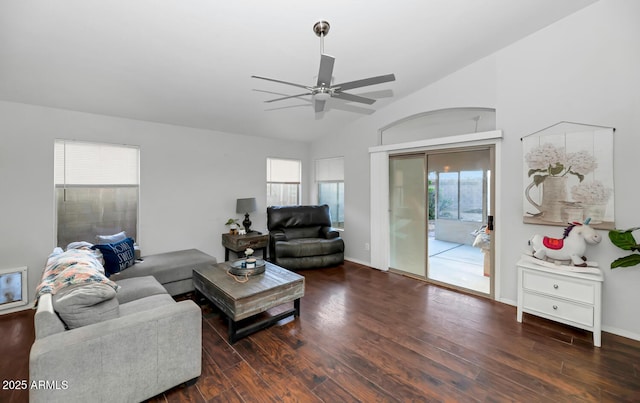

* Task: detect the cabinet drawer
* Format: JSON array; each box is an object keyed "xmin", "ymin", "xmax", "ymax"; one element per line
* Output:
[
  {"xmin": 222, "ymin": 234, "xmax": 269, "ymax": 251},
  {"xmin": 235, "ymin": 237, "xmax": 268, "ymax": 249},
  {"xmin": 522, "ymin": 270, "xmax": 595, "ymax": 304},
  {"xmin": 523, "ymin": 291, "xmax": 594, "ymax": 327}
]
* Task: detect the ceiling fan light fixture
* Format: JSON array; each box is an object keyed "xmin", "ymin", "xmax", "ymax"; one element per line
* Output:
[{"xmin": 314, "ymin": 91, "xmax": 330, "ymax": 101}]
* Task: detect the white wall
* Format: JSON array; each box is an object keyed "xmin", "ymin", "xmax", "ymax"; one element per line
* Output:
[
  {"xmin": 495, "ymin": 0, "xmax": 640, "ymax": 339},
  {"xmin": 0, "ymin": 101, "xmax": 309, "ymax": 311},
  {"xmin": 312, "ymin": 0, "xmax": 640, "ymax": 339}
]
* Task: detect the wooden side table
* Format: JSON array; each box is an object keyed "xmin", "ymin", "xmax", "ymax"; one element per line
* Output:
[{"xmin": 222, "ymin": 231, "xmax": 269, "ymax": 261}]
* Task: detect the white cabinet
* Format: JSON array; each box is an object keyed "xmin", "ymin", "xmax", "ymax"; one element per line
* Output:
[{"xmin": 516, "ymin": 257, "xmax": 603, "ymax": 347}]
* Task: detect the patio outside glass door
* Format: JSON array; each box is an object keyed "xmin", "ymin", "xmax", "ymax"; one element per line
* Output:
[{"xmin": 427, "ymin": 148, "xmax": 492, "ymax": 295}]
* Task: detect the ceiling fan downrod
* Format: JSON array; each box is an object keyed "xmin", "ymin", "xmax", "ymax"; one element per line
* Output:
[{"xmin": 313, "ymin": 20, "xmax": 330, "ymax": 54}]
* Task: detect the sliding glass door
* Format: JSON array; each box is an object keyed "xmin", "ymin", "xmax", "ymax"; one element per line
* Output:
[
  {"xmin": 389, "ymin": 155, "xmax": 426, "ymax": 278},
  {"xmin": 389, "ymin": 147, "xmax": 494, "ymax": 296}
]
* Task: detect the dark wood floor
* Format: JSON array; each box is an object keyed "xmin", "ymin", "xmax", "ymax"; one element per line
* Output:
[{"xmin": 2, "ymin": 261, "xmax": 639, "ymax": 402}]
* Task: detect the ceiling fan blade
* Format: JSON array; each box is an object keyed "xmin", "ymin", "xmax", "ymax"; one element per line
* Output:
[
  {"xmin": 332, "ymin": 73, "xmax": 395, "ymax": 91},
  {"xmin": 251, "ymin": 75, "xmax": 310, "ymax": 90},
  {"xmin": 331, "ymin": 91, "xmax": 376, "ymax": 105},
  {"xmin": 314, "ymin": 99, "xmax": 326, "ymax": 113},
  {"xmin": 316, "ymin": 54, "xmax": 335, "ymax": 87},
  {"xmin": 265, "ymin": 93, "xmax": 313, "ymax": 103}
]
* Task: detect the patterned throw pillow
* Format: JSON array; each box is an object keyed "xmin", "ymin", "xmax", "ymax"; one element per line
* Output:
[{"xmin": 91, "ymin": 237, "xmax": 136, "ymax": 277}]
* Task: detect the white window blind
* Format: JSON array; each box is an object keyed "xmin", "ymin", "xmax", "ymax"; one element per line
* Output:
[
  {"xmin": 315, "ymin": 157, "xmax": 344, "ymax": 181},
  {"xmin": 267, "ymin": 158, "xmax": 301, "ymax": 183},
  {"xmin": 267, "ymin": 158, "xmax": 301, "ymax": 206},
  {"xmin": 54, "ymin": 140, "xmax": 139, "ymax": 185}
]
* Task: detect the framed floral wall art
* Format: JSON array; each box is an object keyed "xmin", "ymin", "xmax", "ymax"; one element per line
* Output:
[{"xmin": 522, "ymin": 121, "xmax": 615, "ymax": 230}]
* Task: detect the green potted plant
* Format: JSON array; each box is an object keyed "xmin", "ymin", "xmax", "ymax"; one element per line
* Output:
[
  {"xmin": 225, "ymin": 218, "xmax": 240, "ymax": 234},
  {"xmin": 608, "ymin": 227, "xmax": 640, "ymax": 268}
]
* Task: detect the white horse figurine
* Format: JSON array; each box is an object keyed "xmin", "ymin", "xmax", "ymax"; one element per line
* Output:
[{"xmin": 529, "ymin": 218, "xmax": 601, "ymax": 267}]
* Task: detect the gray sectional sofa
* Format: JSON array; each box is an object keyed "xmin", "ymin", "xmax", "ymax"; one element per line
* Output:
[
  {"xmin": 108, "ymin": 248, "xmax": 217, "ymax": 296},
  {"xmin": 29, "ymin": 248, "xmax": 217, "ymax": 403}
]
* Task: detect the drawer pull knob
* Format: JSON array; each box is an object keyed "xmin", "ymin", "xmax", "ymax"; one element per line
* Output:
[
  {"xmin": 553, "ymin": 305, "xmax": 558, "ymax": 310},
  {"xmin": 553, "ymin": 284, "xmax": 559, "ymax": 289}
]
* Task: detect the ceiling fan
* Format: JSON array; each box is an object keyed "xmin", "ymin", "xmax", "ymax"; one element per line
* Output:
[{"xmin": 252, "ymin": 20, "xmax": 396, "ymax": 113}]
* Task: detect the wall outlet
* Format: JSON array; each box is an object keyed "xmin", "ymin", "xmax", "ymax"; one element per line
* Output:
[{"xmin": 364, "ymin": 242, "xmax": 370, "ymax": 251}]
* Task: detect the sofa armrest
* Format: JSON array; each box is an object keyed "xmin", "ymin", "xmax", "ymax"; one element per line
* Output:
[
  {"xmin": 321, "ymin": 226, "xmax": 341, "ymax": 239},
  {"xmin": 34, "ymin": 294, "xmax": 66, "ymax": 339},
  {"xmin": 30, "ymin": 300, "xmax": 201, "ymax": 403}
]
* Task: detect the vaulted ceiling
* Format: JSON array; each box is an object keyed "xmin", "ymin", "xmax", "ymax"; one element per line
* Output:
[{"xmin": 0, "ymin": 0, "xmax": 597, "ymax": 141}]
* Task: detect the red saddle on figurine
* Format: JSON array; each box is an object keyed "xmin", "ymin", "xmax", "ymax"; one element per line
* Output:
[{"xmin": 542, "ymin": 236, "xmax": 564, "ymax": 250}]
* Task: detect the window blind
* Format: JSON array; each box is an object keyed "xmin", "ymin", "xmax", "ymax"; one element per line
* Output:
[
  {"xmin": 267, "ymin": 158, "xmax": 301, "ymax": 183},
  {"xmin": 54, "ymin": 140, "xmax": 139, "ymax": 186},
  {"xmin": 315, "ymin": 157, "xmax": 344, "ymax": 181}
]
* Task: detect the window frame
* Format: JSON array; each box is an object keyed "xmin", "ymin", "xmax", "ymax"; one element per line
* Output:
[
  {"xmin": 315, "ymin": 156, "xmax": 345, "ymax": 230},
  {"xmin": 266, "ymin": 157, "xmax": 302, "ymax": 207},
  {"xmin": 435, "ymin": 169, "xmax": 486, "ymax": 223},
  {"xmin": 54, "ymin": 139, "xmax": 140, "ymax": 247}
]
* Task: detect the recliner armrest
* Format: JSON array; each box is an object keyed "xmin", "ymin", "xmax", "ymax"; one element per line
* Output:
[
  {"xmin": 321, "ymin": 226, "xmax": 340, "ymax": 239},
  {"xmin": 271, "ymin": 231, "xmax": 287, "ymax": 242}
]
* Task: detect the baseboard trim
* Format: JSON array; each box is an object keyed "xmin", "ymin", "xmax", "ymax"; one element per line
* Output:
[
  {"xmin": 602, "ymin": 325, "xmax": 640, "ymax": 342},
  {"xmin": 0, "ymin": 301, "xmax": 34, "ymax": 315},
  {"xmin": 344, "ymin": 257, "xmax": 381, "ymax": 269},
  {"xmin": 498, "ymin": 297, "xmax": 516, "ymax": 306}
]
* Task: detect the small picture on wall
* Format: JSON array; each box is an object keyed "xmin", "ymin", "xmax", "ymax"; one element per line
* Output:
[
  {"xmin": 0, "ymin": 266, "xmax": 28, "ymax": 310},
  {"xmin": 522, "ymin": 122, "xmax": 615, "ymax": 230}
]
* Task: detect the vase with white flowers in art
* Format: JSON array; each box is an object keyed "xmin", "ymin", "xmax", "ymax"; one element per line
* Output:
[
  {"xmin": 571, "ymin": 180, "xmax": 612, "ymax": 224},
  {"xmin": 525, "ymin": 143, "xmax": 597, "ymax": 223}
]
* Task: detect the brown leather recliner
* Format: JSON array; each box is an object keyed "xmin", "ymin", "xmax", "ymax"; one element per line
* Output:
[{"xmin": 267, "ymin": 205, "xmax": 344, "ymax": 270}]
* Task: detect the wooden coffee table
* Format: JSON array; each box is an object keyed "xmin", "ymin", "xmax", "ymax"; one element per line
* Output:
[{"xmin": 193, "ymin": 261, "xmax": 304, "ymax": 343}]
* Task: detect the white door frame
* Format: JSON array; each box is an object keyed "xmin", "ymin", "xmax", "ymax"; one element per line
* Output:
[{"xmin": 369, "ymin": 130, "xmax": 503, "ymax": 299}]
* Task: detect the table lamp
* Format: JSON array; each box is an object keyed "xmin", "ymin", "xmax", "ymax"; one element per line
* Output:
[{"xmin": 236, "ymin": 197, "xmax": 257, "ymax": 233}]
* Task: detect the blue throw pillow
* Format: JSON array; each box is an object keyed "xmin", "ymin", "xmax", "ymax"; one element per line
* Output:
[{"xmin": 92, "ymin": 237, "xmax": 136, "ymax": 277}]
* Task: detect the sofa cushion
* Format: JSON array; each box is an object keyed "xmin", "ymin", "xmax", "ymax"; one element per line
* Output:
[
  {"xmin": 275, "ymin": 253, "xmax": 344, "ymax": 270},
  {"xmin": 267, "ymin": 205, "xmax": 333, "ymax": 230},
  {"xmin": 52, "ymin": 283, "xmax": 119, "ymax": 329},
  {"xmin": 283, "ymin": 226, "xmax": 322, "ymax": 240},
  {"xmin": 92, "ymin": 237, "xmax": 136, "ymax": 277},
  {"xmin": 109, "ymin": 249, "xmax": 216, "ymax": 286},
  {"xmin": 275, "ymin": 238, "xmax": 344, "ymax": 258},
  {"xmin": 119, "ymin": 293, "xmax": 175, "ymax": 317},
  {"xmin": 115, "ymin": 276, "xmax": 168, "ymax": 304}
]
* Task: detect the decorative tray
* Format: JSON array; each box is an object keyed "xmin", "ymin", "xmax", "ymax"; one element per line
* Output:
[{"xmin": 228, "ymin": 258, "xmax": 266, "ymax": 276}]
